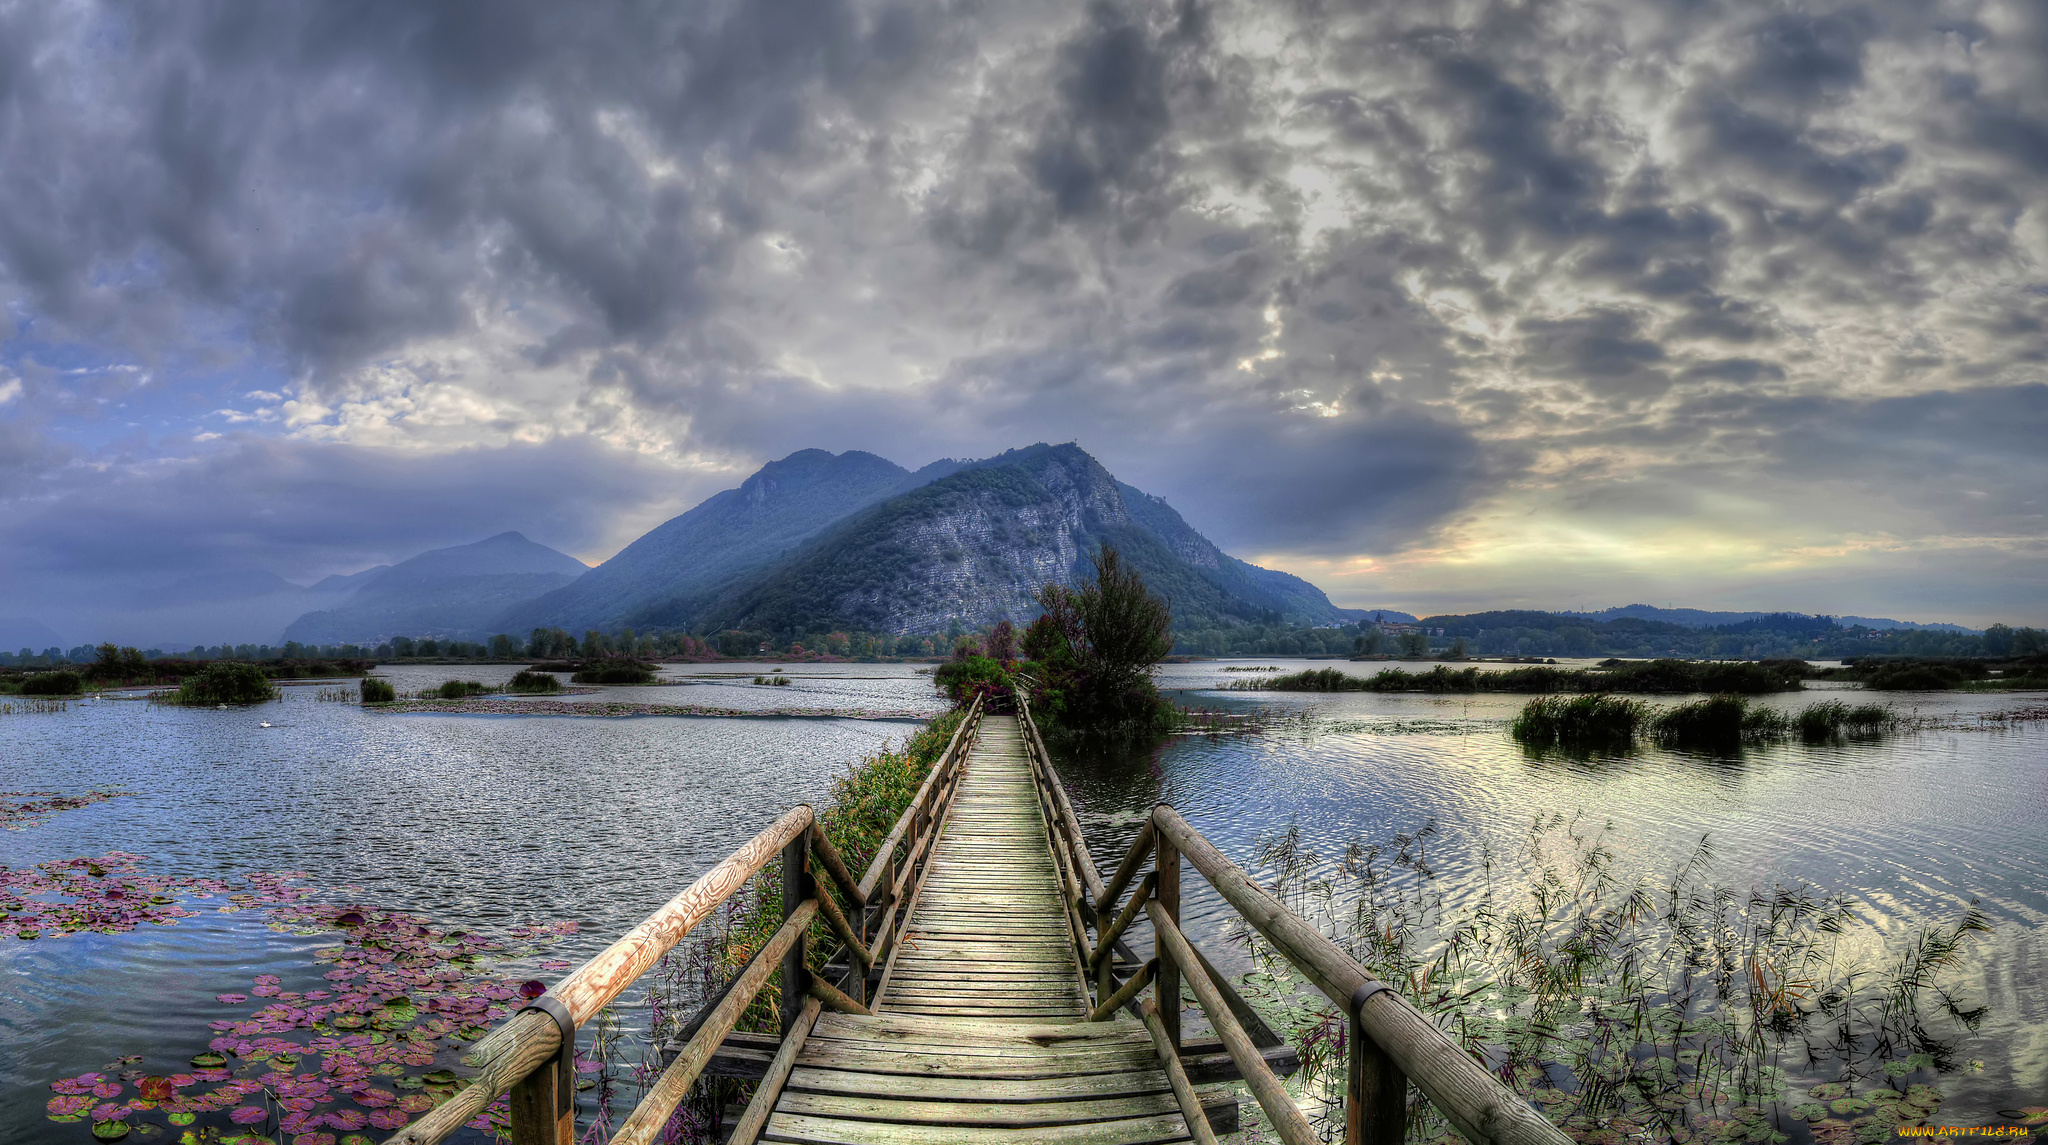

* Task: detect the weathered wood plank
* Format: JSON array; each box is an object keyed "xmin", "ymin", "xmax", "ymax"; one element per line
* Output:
[
  {"xmin": 774, "ymin": 1090, "xmax": 1183, "ymax": 1127},
  {"xmin": 760, "ymin": 1111, "xmax": 1194, "ymax": 1145}
]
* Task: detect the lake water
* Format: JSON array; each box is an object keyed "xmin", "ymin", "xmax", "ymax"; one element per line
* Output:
[{"xmin": 2, "ymin": 658, "xmax": 2042, "ymax": 1142}]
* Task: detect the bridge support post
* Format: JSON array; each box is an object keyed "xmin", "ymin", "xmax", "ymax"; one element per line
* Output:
[
  {"xmin": 1347, "ymin": 1011, "xmax": 1407, "ymax": 1145},
  {"xmin": 780, "ymin": 835, "xmax": 813, "ymax": 1039},
  {"xmin": 1156, "ymin": 817, "xmax": 1181, "ymax": 1050}
]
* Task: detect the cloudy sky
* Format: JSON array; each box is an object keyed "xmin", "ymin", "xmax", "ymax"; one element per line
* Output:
[{"xmin": 1, "ymin": 0, "xmax": 2043, "ymax": 629}]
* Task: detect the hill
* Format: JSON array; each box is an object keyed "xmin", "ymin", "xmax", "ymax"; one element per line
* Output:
[
  {"xmin": 492, "ymin": 449, "xmax": 919, "ymax": 635},
  {"xmin": 283, "ymin": 533, "xmax": 587, "ymax": 645},
  {"xmin": 688, "ymin": 444, "xmax": 1360, "ymax": 635}
]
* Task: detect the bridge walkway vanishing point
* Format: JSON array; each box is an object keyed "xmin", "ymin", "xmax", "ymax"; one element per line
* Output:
[{"xmin": 384, "ymin": 692, "xmax": 1573, "ymax": 1145}]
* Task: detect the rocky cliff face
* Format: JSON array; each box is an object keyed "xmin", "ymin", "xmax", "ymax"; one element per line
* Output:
[{"xmin": 693, "ymin": 444, "xmax": 1357, "ymax": 635}]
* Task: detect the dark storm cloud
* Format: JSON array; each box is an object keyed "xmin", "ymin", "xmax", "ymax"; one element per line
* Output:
[{"xmin": 0, "ymin": 0, "xmax": 2044, "ymax": 620}]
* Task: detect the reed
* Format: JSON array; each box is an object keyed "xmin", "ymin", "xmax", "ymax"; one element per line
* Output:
[
  {"xmin": 1509, "ymin": 693, "xmax": 1647, "ymax": 750},
  {"xmin": 359, "ymin": 677, "xmax": 396, "ymax": 703},
  {"xmin": 505, "ymin": 670, "xmax": 564, "ymax": 694},
  {"xmin": 1249, "ymin": 815, "xmax": 1989, "ymax": 1143}
]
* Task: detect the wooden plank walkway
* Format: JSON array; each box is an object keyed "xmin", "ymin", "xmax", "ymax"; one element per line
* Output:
[{"xmin": 757, "ymin": 715, "xmax": 1200, "ymax": 1144}]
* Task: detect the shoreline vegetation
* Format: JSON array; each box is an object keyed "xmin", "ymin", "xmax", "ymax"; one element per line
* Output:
[
  {"xmin": 1236, "ymin": 659, "xmax": 1810, "ymax": 694},
  {"xmin": 1256, "ymin": 816, "xmax": 1997, "ymax": 1143}
]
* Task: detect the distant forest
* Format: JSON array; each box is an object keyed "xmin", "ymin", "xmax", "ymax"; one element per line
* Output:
[{"xmin": 3, "ymin": 611, "xmax": 2041, "ymax": 669}]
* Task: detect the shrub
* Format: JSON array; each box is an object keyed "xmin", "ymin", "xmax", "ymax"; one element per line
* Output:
[
  {"xmin": 436, "ymin": 679, "xmax": 492, "ymax": 699},
  {"xmin": 177, "ymin": 662, "xmax": 276, "ymax": 706},
  {"xmin": 506, "ymin": 670, "xmax": 563, "ymax": 694},
  {"xmin": 1863, "ymin": 664, "xmax": 1965, "ymax": 691},
  {"xmin": 933, "ymin": 655, "xmax": 1012, "ymax": 707},
  {"xmin": 1511, "ymin": 694, "xmax": 1647, "ymax": 750},
  {"xmin": 21, "ymin": 670, "xmax": 84, "ymax": 696},
  {"xmin": 571, "ymin": 661, "xmax": 657, "ymax": 685},
  {"xmin": 360, "ymin": 677, "xmax": 397, "ymax": 703}
]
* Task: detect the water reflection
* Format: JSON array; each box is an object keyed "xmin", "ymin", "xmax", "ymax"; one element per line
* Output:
[{"xmin": 1051, "ymin": 662, "xmax": 2048, "ymax": 1124}]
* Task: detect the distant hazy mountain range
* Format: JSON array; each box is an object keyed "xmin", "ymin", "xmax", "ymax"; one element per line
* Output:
[
  {"xmin": 10, "ymin": 445, "xmax": 1984, "ymax": 649},
  {"xmin": 282, "ymin": 532, "xmax": 590, "ymax": 645},
  {"xmin": 1559, "ymin": 604, "xmax": 1980, "ymax": 635}
]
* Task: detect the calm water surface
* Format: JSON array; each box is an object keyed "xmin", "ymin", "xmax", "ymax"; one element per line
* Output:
[{"xmin": 2, "ymin": 657, "xmax": 2042, "ymax": 1141}]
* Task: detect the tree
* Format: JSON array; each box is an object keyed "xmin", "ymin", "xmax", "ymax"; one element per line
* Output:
[
  {"xmin": 488, "ymin": 633, "xmax": 518, "ymax": 659},
  {"xmin": 1072, "ymin": 545, "xmax": 1173, "ymax": 699},
  {"xmin": 986, "ymin": 620, "xmax": 1017, "ymax": 664}
]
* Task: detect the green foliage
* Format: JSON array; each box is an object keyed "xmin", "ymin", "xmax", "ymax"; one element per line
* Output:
[
  {"xmin": 1510, "ymin": 694, "xmax": 1647, "ymax": 750},
  {"xmin": 1861, "ymin": 663, "xmax": 1968, "ymax": 690},
  {"xmin": 1650, "ymin": 694, "xmax": 1790, "ymax": 749},
  {"xmin": 932, "ymin": 655, "xmax": 1011, "ymax": 707},
  {"xmin": 505, "ymin": 670, "xmax": 563, "ymax": 694},
  {"xmin": 570, "ymin": 660, "xmax": 657, "ymax": 684},
  {"xmin": 435, "ymin": 679, "xmax": 492, "ymax": 699},
  {"xmin": 359, "ymin": 677, "xmax": 397, "ymax": 703},
  {"xmin": 1240, "ymin": 659, "xmax": 1805, "ymax": 695},
  {"xmin": 1020, "ymin": 546, "xmax": 1177, "ymax": 734},
  {"xmin": 175, "ymin": 662, "xmax": 277, "ymax": 705},
  {"xmin": 1796, "ymin": 700, "xmax": 1897, "ymax": 739},
  {"xmin": 21, "ymin": 670, "xmax": 85, "ymax": 696}
]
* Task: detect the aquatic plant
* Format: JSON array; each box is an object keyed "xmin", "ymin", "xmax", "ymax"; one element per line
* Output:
[
  {"xmin": 1796, "ymin": 700, "xmax": 1898, "ymax": 740},
  {"xmin": 505, "ymin": 669, "xmax": 563, "ymax": 694},
  {"xmin": 1246, "ymin": 815, "xmax": 1993, "ymax": 1144},
  {"xmin": 37, "ymin": 861, "xmax": 584, "ymax": 1143},
  {"xmin": 1509, "ymin": 694, "xmax": 1647, "ymax": 750},
  {"xmin": 433, "ymin": 679, "xmax": 493, "ymax": 699},
  {"xmin": 1, "ymin": 789, "xmax": 129, "ymax": 831},
  {"xmin": 175, "ymin": 662, "xmax": 277, "ymax": 706},
  {"xmin": 22, "ymin": 669, "xmax": 85, "ymax": 696},
  {"xmin": 1650, "ymin": 694, "xmax": 1791, "ymax": 749},
  {"xmin": 358, "ymin": 677, "xmax": 396, "ymax": 703}
]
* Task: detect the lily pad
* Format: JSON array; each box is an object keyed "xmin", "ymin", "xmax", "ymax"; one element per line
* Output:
[
  {"xmin": 91, "ymin": 1120, "xmax": 131, "ymax": 1141},
  {"xmin": 167, "ymin": 1113, "xmax": 195, "ymax": 1126},
  {"xmin": 190, "ymin": 1053, "xmax": 227, "ymax": 1069},
  {"xmin": 138, "ymin": 1077, "xmax": 175, "ymax": 1102}
]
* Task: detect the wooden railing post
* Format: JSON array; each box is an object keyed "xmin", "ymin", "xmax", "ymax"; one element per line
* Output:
[
  {"xmin": 1154, "ymin": 806, "xmax": 1181, "ymax": 1050},
  {"xmin": 780, "ymin": 834, "xmax": 812, "ymax": 1039},
  {"xmin": 507, "ymin": 1056, "xmax": 574, "ymax": 1145},
  {"xmin": 1349, "ymin": 1014, "xmax": 1407, "ymax": 1145}
]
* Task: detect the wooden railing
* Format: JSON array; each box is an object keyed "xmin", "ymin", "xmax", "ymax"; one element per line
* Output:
[
  {"xmin": 383, "ymin": 692, "xmax": 985, "ymax": 1145},
  {"xmin": 1015, "ymin": 694, "xmax": 1571, "ymax": 1145}
]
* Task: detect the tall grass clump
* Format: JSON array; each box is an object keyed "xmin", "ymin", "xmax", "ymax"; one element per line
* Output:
[
  {"xmin": 1510, "ymin": 694, "xmax": 1646, "ymax": 750},
  {"xmin": 572, "ymin": 660, "xmax": 658, "ymax": 684},
  {"xmin": 1649, "ymin": 694, "xmax": 1791, "ymax": 749},
  {"xmin": 21, "ymin": 670, "xmax": 85, "ymax": 696},
  {"xmin": 175, "ymin": 662, "xmax": 276, "ymax": 705},
  {"xmin": 1251, "ymin": 816, "xmax": 1990, "ymax": 1143},
  {"xmin": 1797, "ymin": 700, "xmax": 1897, "ymax": 740},
  {"xmin": 359, "ymin": 677, "xmax": 396, "ymax": 703},
  {"xmin": 506, "ymin": 670, "xmax": 564, "ymax": 694},
  {"xmin": 434, "ymin": 679, "xmax": 492, "ymax": 699}
]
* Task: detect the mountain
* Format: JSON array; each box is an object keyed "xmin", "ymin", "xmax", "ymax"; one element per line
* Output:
[
  {"xmin": 0, "ymin": 616, "xmax": 66, "ymax": 652},
  {"xmin": 688, "ymin": 443, "xmax": 1359, "ymax": 635},
  {"xmin": 1561, "ymin": 604, "xmax": 1978, "ymax": 634},
  {"xmin": 283, "ymin": 533, "xmax": 587, "ymax": 645},
  {"xmin": 494, "ymin": 449, "xmax": 923, "ymax": 635}
]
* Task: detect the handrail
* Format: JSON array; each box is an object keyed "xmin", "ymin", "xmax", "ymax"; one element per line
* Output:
[
  {"xmin": 385, "ymin": 805, "xmax": 815, "ymax": 1145},
  {"xmin": 1015, "ymin": 686, "xmax": 1571, "ymax": 1145},
  {"xmin": 855, "ymin": 691, "xmax": 982, "ymax": 899},
  {"xmin": 385, "ymin": 694, "xmax": 988, "ymax": 1145},
  {"xmin": 1152, "ymin": 806, "xmax": 1568, "ymax": 1145}
]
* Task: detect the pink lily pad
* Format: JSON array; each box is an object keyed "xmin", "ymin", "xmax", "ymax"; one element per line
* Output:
[{"xmin": 230, "ymin": 1104, "xmax": 270, "ymax": 1124}]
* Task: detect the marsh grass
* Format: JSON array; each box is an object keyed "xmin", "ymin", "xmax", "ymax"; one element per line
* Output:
[
  {"xmin": 1510, "ymin": 694, "xmax": 1648, "ymax": 750},
  {"xmin": 506, "ymin": 670, "xmax": 564, "ymax": 694},
  {"xmin": 1242, "ymin": 816, "xmax": 1989, "ymax": 1144},
  {"xmin": 358, "ymin": 677, "xmax": 396, "ymax": 703},
  {"xmin": 0, "ymin": 697, "xmax": 70, "ymax": 714},
  {"xmin": 1239, "ymin": 660, "xmax": 1804, "ymax": 696}
]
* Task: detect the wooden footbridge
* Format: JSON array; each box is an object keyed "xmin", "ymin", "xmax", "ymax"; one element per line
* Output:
[{"xmin": 387, "ymin": 693, "xmax": 1568, "ymax": 1145}]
